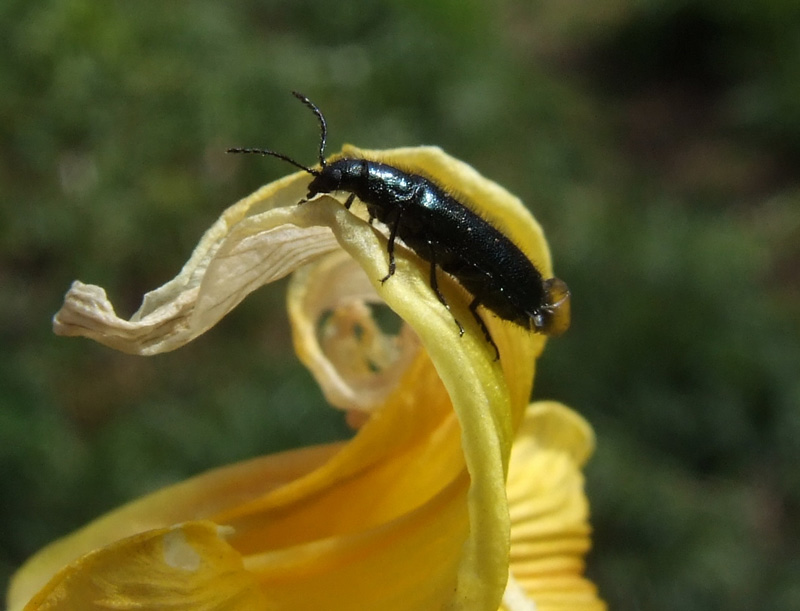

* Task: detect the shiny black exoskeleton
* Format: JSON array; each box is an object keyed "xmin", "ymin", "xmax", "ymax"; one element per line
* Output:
[{"xmin": 228, "ymin": 92, "xmax": 570, "ymax": 358}]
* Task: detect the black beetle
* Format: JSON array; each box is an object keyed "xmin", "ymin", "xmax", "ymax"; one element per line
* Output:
[{"xmin": 228, "ymin": 92, "xmax": 570, "ymax": 358}]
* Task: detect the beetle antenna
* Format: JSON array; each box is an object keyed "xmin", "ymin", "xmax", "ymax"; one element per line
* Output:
[
  {"xmin": 291, "ymin": 91, "xmax": 328, "ymax": 168},
  {"xmin": 226, "ymin": 147, "xmax": 320, "ymax": 176}
]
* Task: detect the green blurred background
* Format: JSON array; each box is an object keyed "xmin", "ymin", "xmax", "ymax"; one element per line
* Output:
[{"xmin": 2, "ymin": 0, "xmax": 799, "ymax": 608}]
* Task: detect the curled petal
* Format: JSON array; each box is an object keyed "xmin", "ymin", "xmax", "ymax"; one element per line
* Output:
[
  {"xmin": 287, "ymin": 249, "xmax": 421, "ymax": 415},
  {"xmin": 52, "ymin": 173, "xmax": 342, "ymax": 355}
]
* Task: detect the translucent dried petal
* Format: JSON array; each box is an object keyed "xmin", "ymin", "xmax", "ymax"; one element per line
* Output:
[{"xmin": 287, "ymin": 249, "xmax": 421, "ymax": 414}]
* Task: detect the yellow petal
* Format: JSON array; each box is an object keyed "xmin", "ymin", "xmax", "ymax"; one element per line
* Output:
[
  {"xmin": 6, "ymin": 445, "xmax": 341, "ymax": 609},
  {"xmin": 502, "ymin": 402, "xmax": 605, "ymax": 611},
  {"xmin": 213, "ymin": 353, "xmax": 463, "ymax": 548},
  {"xmin": 16, "ymin": 522, "xmax": 268, "ymax": 611},
  {"xmin": 10, "ymin": 353, "xmax": 468, "ymax": 609},
  {"xmin": 241, "ymin": 473, "xmax": 470, "ymax": 610},
  {"xmin": 11, "ymin": 333, "xmax": 464, "ymax": 607}
]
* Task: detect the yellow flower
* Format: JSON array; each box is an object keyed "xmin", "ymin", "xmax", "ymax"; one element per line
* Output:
[{"xmin": 7, "ymin": 146, "xmax": 604, "ymax": 610}]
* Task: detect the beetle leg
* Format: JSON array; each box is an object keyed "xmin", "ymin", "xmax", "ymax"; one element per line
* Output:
[
  {"xmin": 427, "ymin": 242, "xmax": 464, "ymax": 336},
  {"xmin": 468, "ymin": 297, "xmax": 500, "ymax": 360},
  {"xmin": 380, "ymin": 207, "xmax": 403, "ymax": 284},
  {"xmin": 344, "ymin": 193, "xmax": 356, "ymax": 209}
]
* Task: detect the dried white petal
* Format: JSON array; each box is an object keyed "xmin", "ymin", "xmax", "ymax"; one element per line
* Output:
[{"xmin": 53, "ymin": 182, "xmax": 348, "ymax": 355}]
